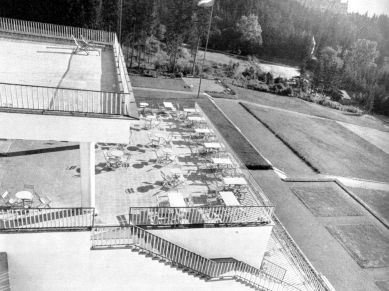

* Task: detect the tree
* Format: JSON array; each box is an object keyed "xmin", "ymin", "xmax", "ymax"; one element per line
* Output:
[
  {"xmin": 164, "ymin": 0, "xmax": 193, "ymax": 72},
  {"xmin": 313, "ymin": 46, "xmax": 343, "ymax": 93},
  {"xmin": 236, "ymin": 14, "xmax": 262, "ymax": 55}
]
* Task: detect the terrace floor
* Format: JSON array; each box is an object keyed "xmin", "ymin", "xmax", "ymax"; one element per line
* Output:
[
  {"xmin": 0, "ymin": 107, "xmax": 264, "ymax": 225},
  {"xmin": 0, "ymin": 36, "xmax": 118, "ymax": 92}
]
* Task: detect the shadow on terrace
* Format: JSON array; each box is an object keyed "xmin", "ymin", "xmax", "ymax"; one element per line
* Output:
[{"xmin": 0, "ymin": 101, "xmax": 274, "ymax": 228}]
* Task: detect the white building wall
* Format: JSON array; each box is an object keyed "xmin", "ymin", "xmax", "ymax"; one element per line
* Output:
[
  {"xmin": 149, "ymin": 225, "xmax": 274, "ymax": 269},
  {"xmin": 0, "ymin": 230, "xmax": 266, "ymax": 291}
]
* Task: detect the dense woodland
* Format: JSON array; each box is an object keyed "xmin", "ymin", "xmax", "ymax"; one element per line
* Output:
[{"xmin": 1, "ymin": 0, "xmax": 389, "ymax": 115}]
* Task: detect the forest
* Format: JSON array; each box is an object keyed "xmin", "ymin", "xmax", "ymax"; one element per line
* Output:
[{"xmin": 1, "ymin": 0, "xmax": 389, "ymax": 115}]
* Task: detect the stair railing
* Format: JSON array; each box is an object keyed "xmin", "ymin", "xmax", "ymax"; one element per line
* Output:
[{"xmin": 91, "ymin": 226, "xmax": 301, "ymax": 291}]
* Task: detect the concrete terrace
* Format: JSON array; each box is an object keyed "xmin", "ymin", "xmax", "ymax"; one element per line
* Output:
[
  {"xmin": 0, "ymin": 36, "xmax": 118, "ymax": 92},
  {"xmin": 0, "ymin": 108, "xmax": 267, "ymax": 225}
]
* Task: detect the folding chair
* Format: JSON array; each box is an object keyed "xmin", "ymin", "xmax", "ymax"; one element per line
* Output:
[
  {"xmin": 38, "ymin": 196, "xmax": 52, "ymax": 208},
  {"xmin": 72, "ymin": 35, "xmax": 89, "ymax": 55},
  {"xmin": 160, "ymin": 171, "xmax": 175, "ymax": 188},
  {"xmin": 103, "ymin": 150, "xmax": 121, "ymax": 169},
  {"xmin": 147, "ymin": 132, "xmax": 160, "ymax": 147},
  {"xmin": 24, "ymin": 184, "xmax": 39, "ymax": 204},
  {"xmin": 80, "ymin": 35, "xmax": 101, "ymax": 55}
]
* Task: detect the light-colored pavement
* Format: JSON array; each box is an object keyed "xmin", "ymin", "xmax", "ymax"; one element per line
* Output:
[
  {"xmin": 0, "ymin": 37, "xmax": 118, "ymax": 92},
  {"xmin": 337, "ymin": 121, "xmax": 389, "ymax": 155}
]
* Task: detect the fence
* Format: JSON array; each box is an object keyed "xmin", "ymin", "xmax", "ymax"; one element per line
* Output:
[
  {"xmin": 0, "ymin": 83, "xmax": 129, "ymax": 115},
  {"xmin": 129, "ymin": 206, "xmax": 273, "ymax": 226},
  {"xmin": 91, "ymin": 226, "xmax": 299, "ymax": 291},
  {"xmin": 0, "ymin": 208, "xmax": 95, "ymax": 229},
  {"xmin": 272, "ymin": 216, "xmax": 331, "ymax": 291},
  {"xmin": 0, "ymin": 17, "xmax": 115, "ymax": 43},
  {"xmin": 113, "ymin": 35, "xmax": 136, "ymax": 116}
]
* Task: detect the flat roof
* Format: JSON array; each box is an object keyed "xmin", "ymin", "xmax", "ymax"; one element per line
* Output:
[{"xmin": 0, "ymin": 36, "xmax": 118, "ymax": 92}]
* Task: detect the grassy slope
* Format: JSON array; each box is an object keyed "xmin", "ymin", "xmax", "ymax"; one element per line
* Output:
[
  {"xmin": 241, "ymin": 104, "xmax": 389, "ymax": 183},
  {"xmin": 131, "ymin": 76, "xmax": 192, "ymax": 92},
  {"xmin": 232, "ymin": 85, "xmax": 389, "ymax": 132}
]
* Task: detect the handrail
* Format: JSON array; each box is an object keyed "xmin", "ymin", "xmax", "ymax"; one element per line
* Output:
[
  {"xmin": 113, "ymin": 35, "xmax": 136, "ymax": 116},
  {"xmin": 0, "ymin": 17, "xmax": 114, "ymax": 44},
  {"xmin": 0, "ymin": 207, "xmax": 95, "ymax": 229},
  {"xmin": 195, "ymin": 102, "xmax": 275, "ymax": 208},
  {"xmin": 91, "ymin": 225, "xmax": 300, "ymax": 290},
  {"xmin": 0, "ymin": 82, "xmax": 129, "ymax": 115},
  {"xmin": 129, "ymin": 206, "xmax": 273, "ymax": 226},
  {"xmin": 272, "ymin": 216, "xmax": 332, "ymax": 291},
  {"xmin": 261, "ymin": 259, "xmax": 287, "ymax": 282}
]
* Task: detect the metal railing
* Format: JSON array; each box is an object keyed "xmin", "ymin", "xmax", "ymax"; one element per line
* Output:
[
  {"xmin": 113, "ymin": 35, "xmax": 136, "ymax": 116},
  {"xmin": 129, "ymin": 206, "xmax": 273, "ymax": 226},
  {"xmin": 272, "ymin": 216, "xmax": 332, "ymax": 291},
  {"xmin": 0, "ymin": 82, "xmax": 129, "ymax": 115},
  {"xmin": 195, "ymin": 102, "xmax": 275, "ymax": 208},
  {"xmin": 0, "ymin": 207, "xmax": 95, "ymax": 229},
  {"xmin": 91, "ymin": 225, "xmax": 299, "ymax": 290},
  {"xmin": 0, "ymin": 17, "xmax": 115, "ymax": 43},
  {"xmin": 261, "ymin": 259, "xmax": 287, "ymax": 282}
]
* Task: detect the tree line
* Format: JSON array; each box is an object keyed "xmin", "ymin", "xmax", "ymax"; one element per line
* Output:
[{"xmin": 1, "ymin": 0, "xmax": 388, "ymax": 115}]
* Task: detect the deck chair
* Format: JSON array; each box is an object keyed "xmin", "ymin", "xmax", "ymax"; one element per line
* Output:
[
  {"xmin": 1, "ymin": 191, "xmax": 22, "ymax": 207},
  {"xmin": 80, "ymin": 35, "xmax": 101, "ymax": 55},
  {"xmin": 147, "ymin": 132, "xmax": 160, "ymax": 147},
  {"xmin": 38, "ymin": 196, "xmax": 52, "ymax": 208},
  {"xmin": 72, "ymin": 35, "xmax": 89, "ymax": 55},
  {"xmin": 103, "ymin": 150, "xmax": 121, "ymax": 169},
  {"xmin": 160, "ymin": 171, "xmax": 175, "ymax": 188}
]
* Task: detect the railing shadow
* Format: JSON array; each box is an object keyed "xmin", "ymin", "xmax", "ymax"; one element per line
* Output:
[{"xmin": 1, "ymin": 145, "xmax": 79, "ymax": 157}]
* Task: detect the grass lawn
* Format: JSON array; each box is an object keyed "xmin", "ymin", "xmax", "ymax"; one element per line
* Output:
[
  {"xmin": 326, "ymin": 224, "xmax": 389, "ymax": 268},
  {"xmin": 197, "ymin": 99, "xmax": 271, "ymax": 169},
  {"xmin": 291, "ymin": 186, "xmax": 361, "ymax": 217},
  {"xmin": 182, "ymin": 78, "xmax": 226, "ymax": 94},
  {"xmin": 348, "ymin": 188, "xmax": 389, "ymax": 228},
  {"xmin": 241, "ymin": 103, "xmax": 389, "ymax": 183},
  {"xmin": 130, "ymin": 76, "xmax": 192, "ymax": 92},
  {"xmin": 232, "ymin": 85, "xmax": 389, "ymax": 132}
]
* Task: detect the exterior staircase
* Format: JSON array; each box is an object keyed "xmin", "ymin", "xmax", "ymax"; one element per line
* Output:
[{"xmin": 91, "ymin": 226, "xmax": 301, "ymax": 291}]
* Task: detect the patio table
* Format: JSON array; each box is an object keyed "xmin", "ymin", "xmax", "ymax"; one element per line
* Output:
[
  {"xmin": 109, "ymin": 150, "xmax": 124, "ymax": 157},
  {"xmin": 204, "ymin": 143, "xmax": 222, "ymax": 149},
  {"xmin": 15, "ymin": 191, "xmax": 33, "ymax": 207},
  {"xmin": 188, "ymin": 117, "xmax": 205, "ymax": 122},
  {"xmin": 212, "ymin": 158, "xmax": 233, "ymax": 165},
  {"xmin": 163, "ymin": 102, "xmax": 174, "ymax": 108},
  {"xmin": 194, "ymin": 128, "xmax": 210, "ymax": 134},
  {"xmin": 222, "ymin": 177, "xmax": 247, "ymax": 186},
  {"xmin": 184, "ymin": 108, "xmax": 197, "ymax": 113},
  {"xmin": 168, "ymin": 192, "xmax": 186, "ymax": 207},
  {"xmin": 219, "ymin": 191, "xmax": 240, "ymax": 206}
]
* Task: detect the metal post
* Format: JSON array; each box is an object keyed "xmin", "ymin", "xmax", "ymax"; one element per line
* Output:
[
  {"xmin": 197, "ymin": 4, "xmax": 214, "ymax": 98},
  {"xmin": 118, "ymin": 0, "xmax": 123, "ymax": 44}
]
